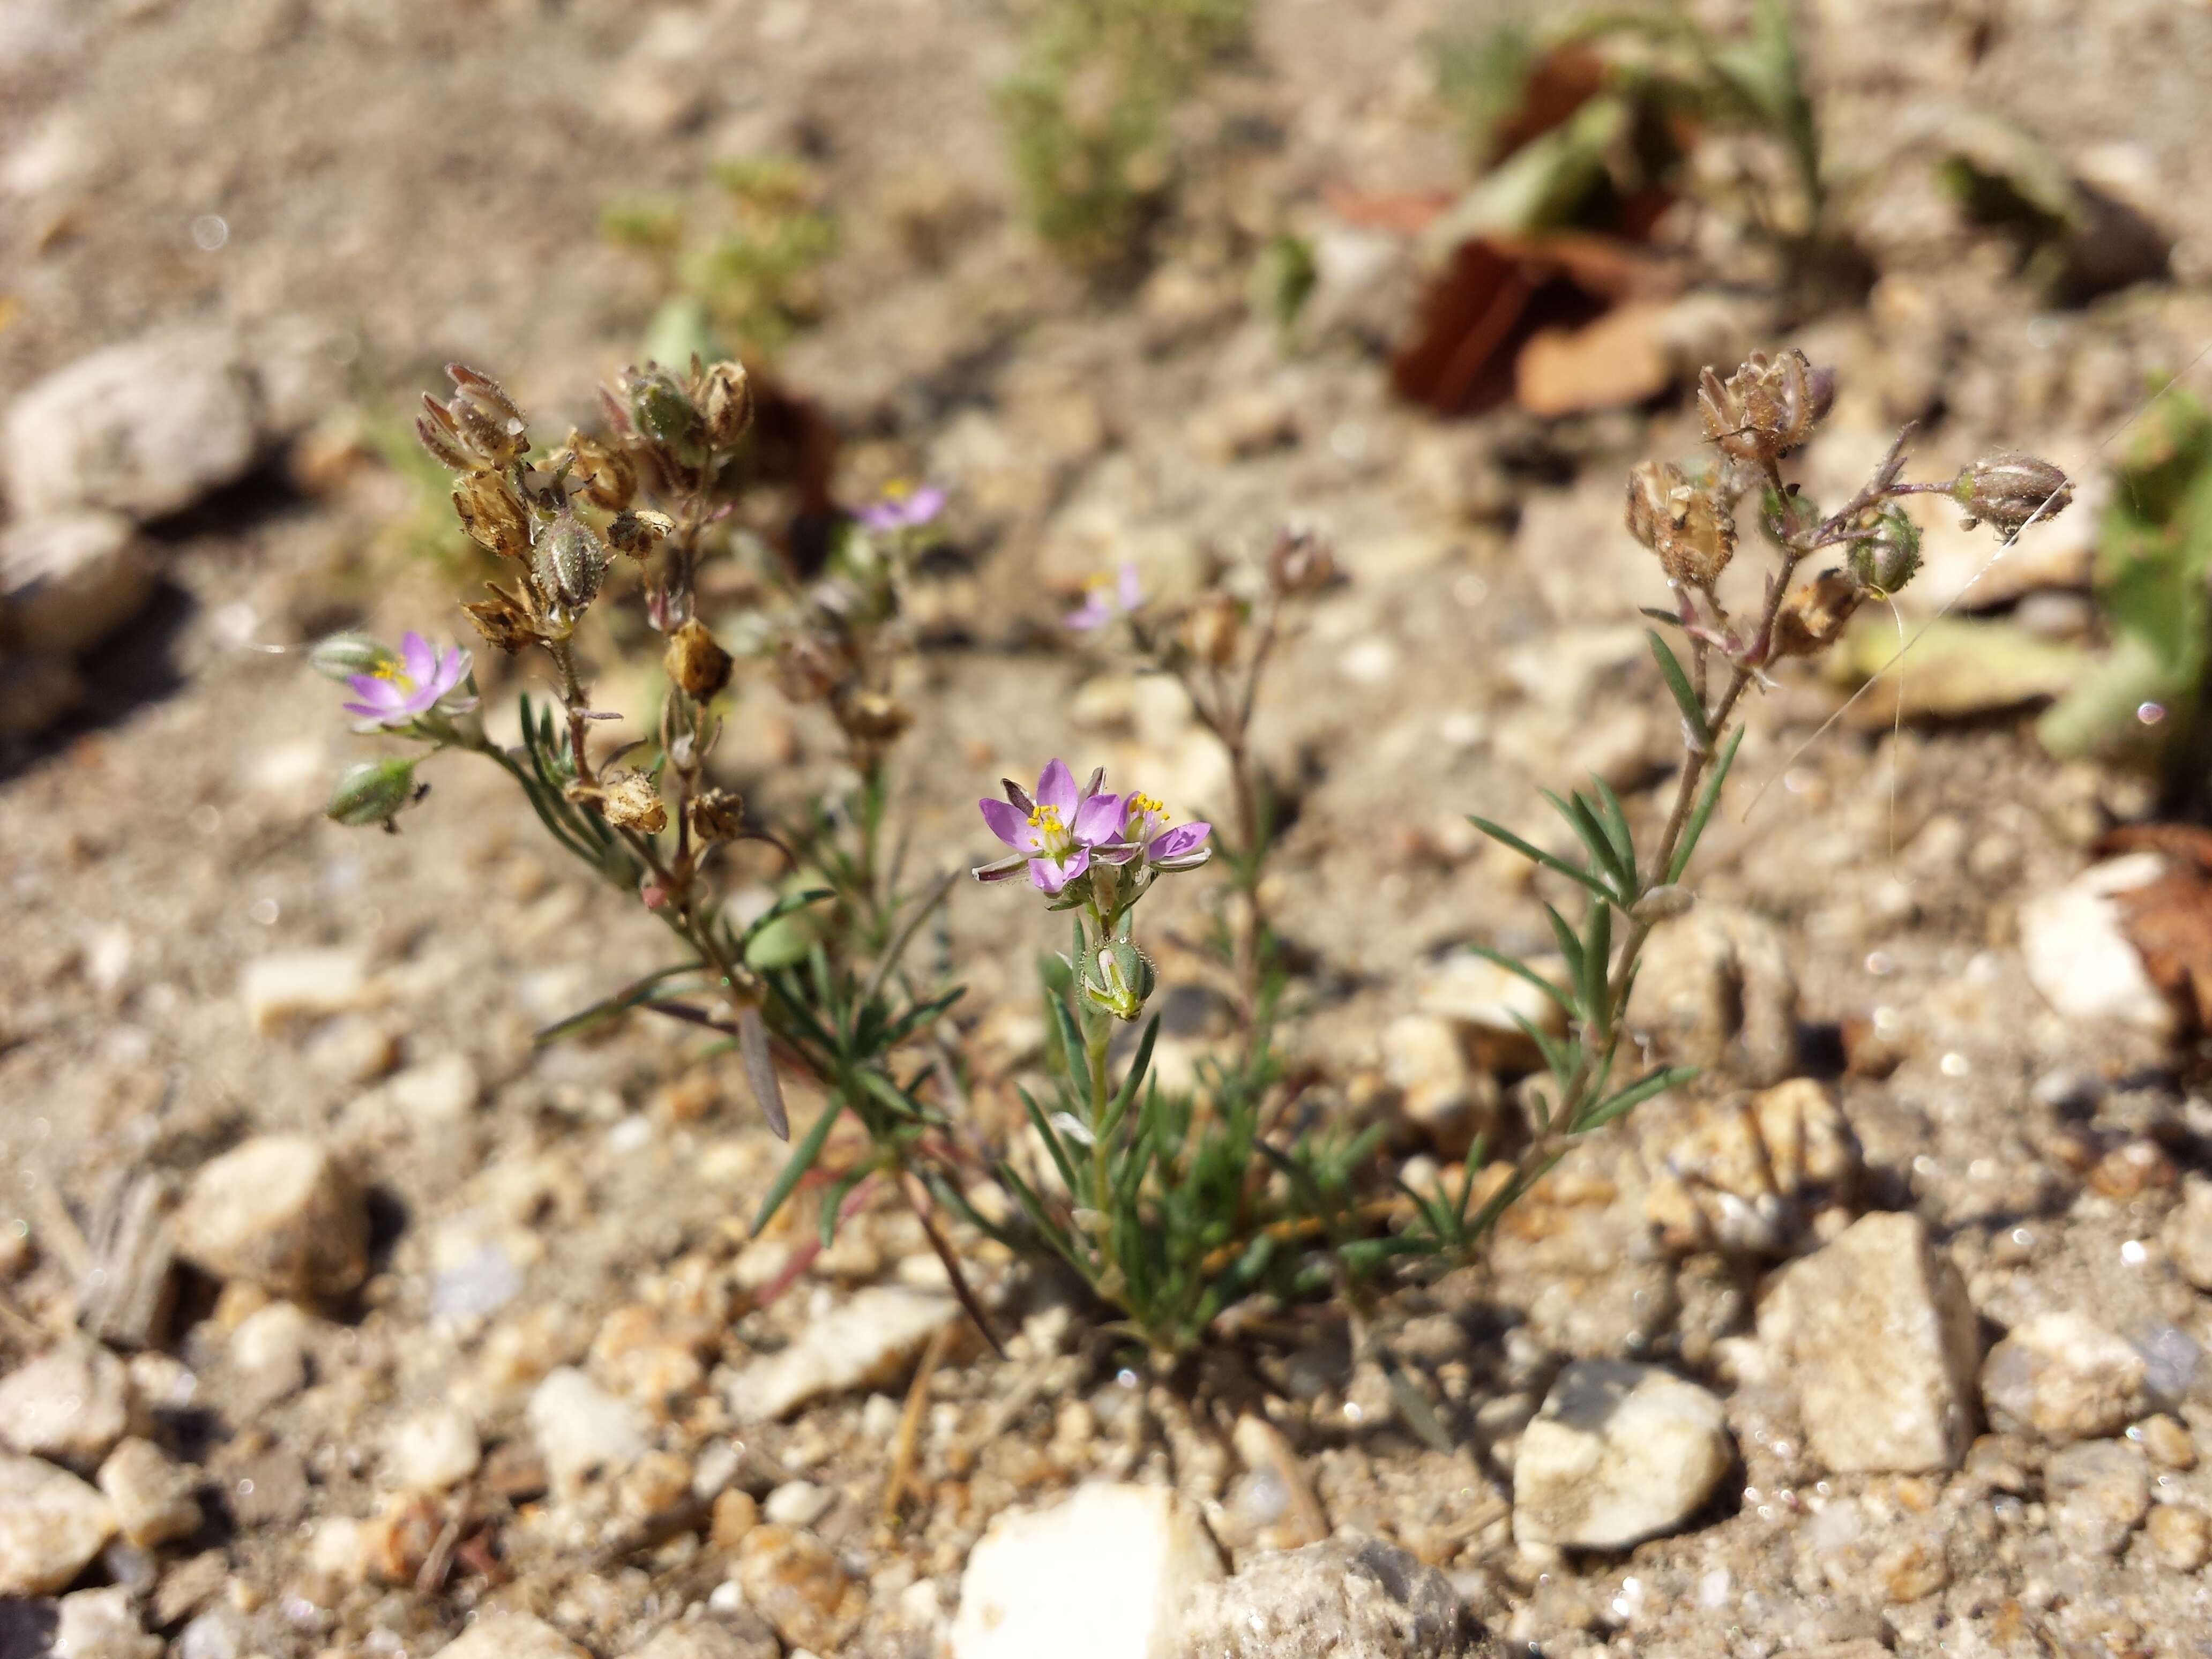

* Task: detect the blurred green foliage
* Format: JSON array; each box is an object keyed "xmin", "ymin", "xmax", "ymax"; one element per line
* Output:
[
  {"xmin": 603, "ymin": 156, "xmax": 838, "ymax": 363},
  {"xmin": 998, "ymin": 0, "xmax": 1250, "ymax": 271}
]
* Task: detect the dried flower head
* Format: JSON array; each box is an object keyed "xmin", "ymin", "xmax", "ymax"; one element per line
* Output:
[
  {"xmin": 1627, "ymin": 461, "xmax": 1737, "ymax": 591},
  {"xmin": 1698, "ymin": 349, "xmax": 1832, "ymax": 467},
  {"xmin": 774, "ymin": 629, "xmax": 851, "ymax": 704},
  {"xmin": 607, "ymin": 509, "xmax": 676, "ymax": 557},
  {"xmin": 452, "ymin": 469, "xmax": 533, "ymax": 560},
  {"xmin": 664, "ymin": 618, "xmax": 734, "ymax": 700},
  {"xmin": 462, "ymin": 586, "xmax": 538, "ymax": 654},
  {"xmin": 1266, "ymin": 528, "xmax": 1336, "ymax": 596},
  {"xmin": 592, "ymin": 773, "xmax": 668, "ymax": 834},
  {"xmin": 1183, "ymin": 593, "xmax": 1243, "ymax": 668},
  {"xmin": 564, "ymin": 431, "xmax": 637, "ymax": 512},
  {"xmin": 1951, "ymin": 451, "xmax": 2074, "ymax": 539},
  {"xmin": 688, "ymin": 787, "xmax": 744, "ymax": 843},
  {"xmin": 1769, "ymin": 569, "xmax": 1863, "ymax": 659},
  {"xmin": 702, "ymin": 361, "xmax": 755, "ymax": 452},
  {"xmin": 422, "ymin": 364, "xmax": 531, "ymax": 471},
  {"xmin": 839, "ymin": 690, "xmax": 913, "ymax": 743}
]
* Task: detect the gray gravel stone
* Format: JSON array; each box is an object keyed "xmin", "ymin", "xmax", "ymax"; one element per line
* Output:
[
  {"xmin": 1511, "ymin": 1361, "xmax": 1733, "ymax": 1549},
  {"xmin": 1176, "ymin": 1536, "xmax": 1472, "ymax": 1659}
]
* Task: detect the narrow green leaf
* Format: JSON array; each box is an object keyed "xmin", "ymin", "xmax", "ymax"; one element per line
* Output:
[
  {"xmin": 1581, "ymin": 901, "xmax": 1612, "ymax": 1038},
  {"xmin": 533, "ymin": 963, "xmax": 703, "ymax": 1044},
  {"xmin": 1590, "ymin": 776, "xmax": 1637, "ymax": 885},
  {"xmin": 856, "ymin": 1067, "xmax": 924, "ymax": 1124},
  {"xmin": 1576, "ymin": 1065, "xmax": 1696, "ymax": 1133},
  {"xmin": 1104, "ymin": 1015, "xmax": 1161, "ymax": 1137},
  {"xmin": 1509, "ymin": 1010, "xmax": 1577, "ymax": 1086},
  {"xmin": 1540, "ymin": 789, "xmax": 1629, "ymax": 893},
  {"xmin": 1540, "ymin": 903, "xmax": 1585, "ymax": 988},
  {"xmin": 817, "ymin": 1167, "xmax": 870, "ymax": 1250},
  {"xmin": 1049, "ymin": 991, "xmax": 1087, "ymax": 1087},
  {"xmin": 1466, "ymin": 815, "xmax": 1614, "ymax": 902},
  {"xmin": 1464, "ymin": 944, "xmax": 1574, "ymax": 1018},
  {"xmin": 1647, "ymin": 630, "xmax": 1711, "ymax": 748},
  {"xmin": 1665, "ymin": 724, "xmax": 1746, "ymax": 884},
  {"xmin": 752, "ymin": 1098, "xmax": 844, "ymax": 1234},
  {"xmin": 1018, "ymin": 1086, "xmax": 1081, "ymax": 1197}
]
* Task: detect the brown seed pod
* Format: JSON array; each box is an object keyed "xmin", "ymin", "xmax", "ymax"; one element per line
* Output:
[
  {"xmin": 1627, "ymin": 461, "xmax": 1737, "ymax": 591},
  {"xmin": 1698, "ymin": 350, "xmax": 1830, "ymax": 467},
  {"xmin": 1770, "ymin": 569, "xmax": 1863, "ymax": 659},
  {"xmin": 452, "ymin": 469, "xmax": 532, "ymax": 559},
  {"xmin": 664, "ymin": 618, "xmax": 734, "ymax": 700}
]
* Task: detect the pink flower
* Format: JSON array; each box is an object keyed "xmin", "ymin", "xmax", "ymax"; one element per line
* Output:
[
  {"xmin": 341, "ymin": 632, "xmax": 475, "ymax": 726},
  {"xmin": 974, "ymin": 759, "xmax": 1127, "ymax": 894},
  {"xmin": 1064, "ymin": 562, "xmax": 1144, "ymax": 632},
  {"xmin": 857, "ymin": 481, "xmax": 946, "ymax": 534}
]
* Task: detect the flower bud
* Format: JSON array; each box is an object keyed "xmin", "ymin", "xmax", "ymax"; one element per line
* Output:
[
  {"xmin": 689, "ymin": 787, "xmax": 745, "ymax": 843},
  {"xmin": 664, "ymin": 618, "xmax": 734, "ymax": 700},
  {"xmin": 326, "ymin": 757, "xmax": 419, "ymax": 830},
  {"xmin": 1770, "ymin": 569, "xmax": 1863, "ymax": 659},
  {"xmin": 565, "ymin": 431, "xmax": 637, "ymax": 512},
  {"xmin": 416, "ymin": 410, "xmax": 473, "ymax": 473},
  {"xmin": 452, "ymin": 469, "xmax": 532, "ymax": 559},
  {"xmin": 1698, "ymin": 349, "xmax": 1830, "ymax": 466},
  {"xmin": 1080, "ymin": 937, "xmax": 1156, "ymax": 1022},
  {"xmin": 1951, "ymin": 451, "xmax": 2074, "ymax": 538},
  {"xmin": 440, "ymin": 364, "xmax": 529, "ymax": 468},
  {"xmin": 623, "ymin": 366, "xmax": 704, "ymax": 462},
  {"xmin": 1627, "ymin": 461, "xmax": 1736, "ymax": 590},
  {"xmin": 309, "ymin": 631, "xmax": 398, "ymax": 683},
  {"xmin": 608, "ymin": 509, "xmax": 675, "ymax": 556},
  {"xmin": 534, "ymin": 512, "xmax": 609, "ymax": 612},
  {"xmin": 597, "ymin": 773, "xmax": 668, "ymax": 834},
  {"xmin": 1846, "ymin": 506, "xmax": 1922, "ymax": 596},
  {"xmin": 702, "ymin": 361, "xmax": 755, "ymax": 451}
]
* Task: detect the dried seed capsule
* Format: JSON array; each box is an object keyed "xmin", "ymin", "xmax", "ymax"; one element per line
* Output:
[
  {"xmin": 1265, "ymin": 528, "xmax": 1336, "ymax": 595},
  {"xmin": 1770, "ymin": 569, "xmax": 1863, "ymax": 659},
  {"xmin": 1627, "ymin": 461, "xmax": 1737, "ymax": 590},
  {"xmin": 534, "ymin": 512, "xmax": 609, "ymax": 612},
  {"xmin": 462, "ymin": 587, "xmax": 537, "ymax": 654},
  {"xmin": 452, "ymin": 469, "xmax": 532, "ymax": 559},
  {"xmin": 416, "ymin": 408, "xmax": 474, "ymax": 472},
  {"xmin": 701, "ymin": 361, "xmax": 754, "ymax": 451},
  {"xmin": 608, "ymin": 509, "xmax": 676, "ymax": 556},
  {"xmin": 597, "ymin": 773, "xmax": 668, "ymax": 834},
  {"xmin": 326, "ymin": 757, "xmax": 419, "ymax": 830},
  {"xmin": 688, "ymin": 787, "xmax": 745, "ymax": 843},
  {"xmin": 565, "ymin": 431, "xmax": 637, "ymax": 512},
  {"xmin": 1698, "ymin": 349, "xmax": 1830, "ymax": 466},
  {"xmin": 664, "ymin": 618, "xmax": 734, "ymax": 700},
  {"xmin": 1951, "ymin": 451, "xmax": 2073, "ymax": 538},
  {"xmin": 839, "ymin": 690, "xmax": 913, "ymax": 743}
]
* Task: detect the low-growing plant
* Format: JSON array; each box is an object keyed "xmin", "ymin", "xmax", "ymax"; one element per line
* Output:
[
  {"xmin": 313, "ymin": 347, "xmax": 2072, "ymax": 1366},
  {"xmin": 603, "ymin": 156, "xmax": 839, "ymax": 365},
  {"xmin": 998, "ymin": 0, "xmax": 1250, "ymax": 270}
]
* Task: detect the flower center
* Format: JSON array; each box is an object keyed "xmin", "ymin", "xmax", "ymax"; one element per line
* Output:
[
  {"xmin": 1026, "ymin": 803, "xmax": 1072, "ymax": 857},
  {"xmin": 1124, "ymin": 793, "xmax": 1168, "ymax": 837},
  {"xmin": 371, "ymin": 661, "xmax": 419, "ymax": 693}
]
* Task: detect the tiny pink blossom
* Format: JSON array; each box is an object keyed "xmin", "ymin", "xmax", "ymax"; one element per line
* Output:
[
  {"xmin": 341, "ymin": 631, "xmax": 475, "ymax": 726},
  {"xmin": 1064, "ymin": 562, "xmax": 1144, "ymax": 632}
]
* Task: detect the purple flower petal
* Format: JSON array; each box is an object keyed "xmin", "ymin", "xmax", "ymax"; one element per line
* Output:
[
  {"xmin": 1071, "ymin": 791, "xmax": 1123, "ymax": 846},
  {"xmin": 1090, "ymin": 840, "xmax": 1142, "ymax": 865},
  {"xmin": 1115, "ymin": 562, "xmax": 1143, "ymax": 610},
  {"xmin": 903, "ymin": 485, "xmax": 945, "ymax": 525},
  {"xmin": 1148, "ymin": 822, "xmax": 1210, "ymax": 863},
  {"xmin": 341, "ymin": 699, "xmax": 390, "ymax": 720},
  {"xmin": 432, "ymin": 646, "xmax": 467, "ymax": 697},
  {"xmin": 1035, "ymin": 758, "xmax": 1078, "ymax": 816},
  {"xmin": 1030, "ymin": 847, "xmax": 1089, "ymax": 894},
  {"xmin": 979, "ymin": 797, "xmax": 1031, "ymax": 849},
  {"xmin": 1064, "ymin": 599, "xmax": 1110, "ymax": 632},
  {"xmin": 857, "ymin": 503, "xmax": 898, "ymax": 532},
  {"xmin": 399, "ymin": 631, "xmax": 436, "ymax": 686},
  {"xmin": 345, "ymin": 674, "xmax": 401, "ymax": 708},
  {"xmin": 973, "ymin": 853, "xmax": 1032, "ymax": 882}
]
